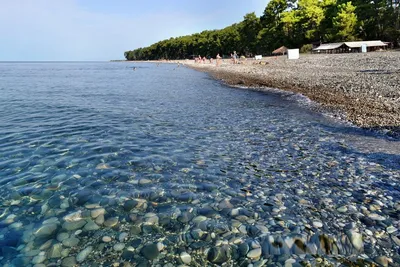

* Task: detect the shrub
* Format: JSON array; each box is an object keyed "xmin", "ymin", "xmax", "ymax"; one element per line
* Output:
[{"xmin": 300, "ymin": 44, "xmax": 313, "ymax": 53}]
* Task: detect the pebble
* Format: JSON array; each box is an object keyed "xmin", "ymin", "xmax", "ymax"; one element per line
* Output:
[
  {"xmin": 347, "ymin": 230, "xmax": 363, "ymax": 251},
  {"xmin": 75, "ymin": 230, "xmax": 82, "ymax": 235},
  {"xmin": 35, "ymin": 223, "xmax": 58, "ymax": 237},
  {"xmin": 247, "ymin": 248, "xmax": 262, "ymax": 259},
  {"xmin": 139, "ymin": 178, "xmax": 152, "ymax": 185},
  {"xmin": 104, "ymin": 217, "xmax": 119, "ymax": 227},
  {"xmin": 48, "ymin": 243, "xmax": 63, "ymax": 259},
  {"xmin": 57, "ymin": 232, "xmax": 69, "ymax": 242},
  {"xmin": 61, "ymin": 256, "xmax": 77, "ymax": 267},
  {"xmin": 312, "ymin": 221, "xmax": 323, "ymax": 228},
  {"xmin": 76, "ymin": 246, "xmax": 93, "ymax": 263},
  {"xmin": 102, "ymin": 236, "xmax": 112, "ymax": 242},
  {"xmin": 192, "ymin": 216, "xmax": 207, "ymax": 224},
  {"xmin": 95, "ymin": 214, "xmax": 105, "ymax": 225},
  {"xmin": 62, "ymin": 236, "xmax": 80, "ymax": 247},
  {"xmin": 90, "ymin": 208, "xmax": 105, "ymax": 219},
  {"xmin": 141, "ymin": 243, "xmax": 159, "ymax": 260},
  {"xmin": 64, "ymin": 211, "xmax": 83, "ymax": 222},
  {"xmin": 295, "ymin": 189, "xmax": 304, "ymax": 195},
  {"xmin": 39, "ymin": 239, "xmax": 53, "ymax": 250},
  {"xmin": 32, "ymin": 254, "xmax": 46, "ymax": 264},
  {"xmin": 374, "ymin": 256, "xmax": 392, "ymax": 267},
  {"xmin": 62, "ymin": 220, "xmax": 86, "ymax": 231},
  {"xmin": 84, "ymin": 220, "xmax": 100, "ymax": 231},
  {"xmin": 368, "ymin": 213, "xmax": 386, "ymax": 221},
  {"xmin": 113, "ymin": 243, "xmax": 125, "ymax": 251},
  {"xmin": 119, "ymin": 232, "xmax": 128, "ymax": 242},
  {"xmin": 285, "ymin": 258, "xmax": 296, "ymax": 267},
  {"xmin": 180, "ymin": 252, "xmax": 191, "ymax": 264},
  {"xmin": 365, "ymin": 229, "xmax": 373, "ymax": 236},
  {"xmin": 157, "ymin": 242, "xmax": 165, "ymax": 251},
  {"xmin": 386, "ymin": 226, "xmax": 397, "ymax": 234},
  {"xmin": 337, "ymin": 206, "xmax": 347, "ymax": 213},
  {"xmin": 207, "ymin": 246, "xmax": 230, "ymax": 264}
]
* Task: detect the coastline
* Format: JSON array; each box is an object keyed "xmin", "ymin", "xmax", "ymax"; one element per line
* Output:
[{"xmin": 179, "ymin": 52, "xmax": 400, "ymax": 138}]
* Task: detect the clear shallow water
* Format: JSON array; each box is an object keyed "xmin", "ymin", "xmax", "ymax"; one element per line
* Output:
[{"xmin": 0, "ymin": 62, "xmax": 399, "ymax": 266}]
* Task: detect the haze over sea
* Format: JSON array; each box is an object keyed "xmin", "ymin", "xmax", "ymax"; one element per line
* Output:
[{"xmin": 0, "ymin": 62, "xmax": 399, "ymax": 266}]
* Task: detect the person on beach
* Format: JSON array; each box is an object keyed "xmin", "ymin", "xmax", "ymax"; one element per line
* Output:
[
  {"xmin": 233, "ymin": 51, "xmax": 238, "ymax": 64},
  {"xmin": 216, "ymin": 53, "xmax": 221, "ymax": 67}
]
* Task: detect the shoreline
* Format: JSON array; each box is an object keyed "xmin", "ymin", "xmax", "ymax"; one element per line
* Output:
[{"xmin": 180, "ymin": 53, "xmax": 400, "ymax": 138}]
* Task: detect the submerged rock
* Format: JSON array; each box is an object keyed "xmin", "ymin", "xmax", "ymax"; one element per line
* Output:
[
  {"xmin": 141, "ymin": 243, "xmax": 159, "ymax": 260},
  {"xmin": 76, "ymin": 246, "xmax": 93, "ymax": 263}
]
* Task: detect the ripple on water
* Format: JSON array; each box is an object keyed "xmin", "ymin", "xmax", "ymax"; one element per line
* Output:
[{"xmin": 0, "ymin": 62, "xmax": 398, "ymax": 266}]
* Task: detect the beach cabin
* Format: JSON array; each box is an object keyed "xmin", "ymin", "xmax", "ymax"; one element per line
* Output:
[
  {"xmin": 313, "ymin": 40, "xmax": 388, "ymax": 53},
  {"xmin": 272, "ymin": 46, "xmax": 288, "ymax": 55}
]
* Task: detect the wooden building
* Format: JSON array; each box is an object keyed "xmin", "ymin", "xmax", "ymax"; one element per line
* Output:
[
  {"xmin": 272, "ymin": 46, "xmax": 288, "ymax": 55},
  {"xmin": 313, "ymin": 41, "xmax": 388, "ymax": 53}
]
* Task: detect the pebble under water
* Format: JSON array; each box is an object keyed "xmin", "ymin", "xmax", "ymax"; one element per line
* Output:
[{"xmin": 0, "ymin": 62, "xmax": 399, "ymax": 267}]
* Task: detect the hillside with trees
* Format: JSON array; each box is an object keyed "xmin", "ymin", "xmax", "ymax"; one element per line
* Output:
[{"xmin": 124, "ymin": 0, "xmax": 400, "ymax": 60}]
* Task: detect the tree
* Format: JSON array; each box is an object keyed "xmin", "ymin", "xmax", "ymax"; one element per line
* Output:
[
  {"xmin": 124, "ymin": 0, "xmax": 399, "ymax": 60},
  {"xmin": 333, "ymin": 2, "xmax": 358, "ymax": 41},
  {"xmin": 239, "ymin": 12, "xmax": 262, "ymax": 55},
  {"xmin": 258, "ymin": 0, "xmax": 288, "ymax": 53}
]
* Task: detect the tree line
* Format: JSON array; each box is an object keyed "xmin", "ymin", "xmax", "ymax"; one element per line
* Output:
[{"xmin": 125, "ymin": 0, "xmax": 400, "ymax": 60}]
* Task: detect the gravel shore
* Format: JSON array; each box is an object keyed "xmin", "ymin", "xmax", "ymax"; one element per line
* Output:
[{"xmin": 187, "ymin": 52, "xmax": 400, "ymax": 137}]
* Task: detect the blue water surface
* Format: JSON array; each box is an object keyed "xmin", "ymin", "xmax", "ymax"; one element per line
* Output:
[{"xmin": 0, "ymin": 62, "xmax": 399, "ymax": 266}]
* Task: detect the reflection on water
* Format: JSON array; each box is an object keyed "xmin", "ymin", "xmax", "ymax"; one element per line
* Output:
[{"xmin": 0, "ymin": 62, "xmax": 398, "ymax": 266}]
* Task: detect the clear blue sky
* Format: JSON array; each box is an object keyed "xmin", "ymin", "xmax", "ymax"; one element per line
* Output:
[{"xmin": 0, "ymin": 0, "xmax": 268, "ymax": 61}]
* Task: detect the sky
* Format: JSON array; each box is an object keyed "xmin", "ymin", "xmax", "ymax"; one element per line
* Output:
[{"xmin": 0, "ymin": 0, "xmax": 268, "ymax": 61}]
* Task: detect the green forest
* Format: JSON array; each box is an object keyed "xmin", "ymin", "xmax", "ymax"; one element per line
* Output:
[{"xmin": 124, "ymin": 0, "xmax": 400, "ymax": 60}]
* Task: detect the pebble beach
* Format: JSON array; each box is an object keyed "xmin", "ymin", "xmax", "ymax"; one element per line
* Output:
[{"xmin": 188, "ymin": 52, "xmax": 400, "ymax": 137}]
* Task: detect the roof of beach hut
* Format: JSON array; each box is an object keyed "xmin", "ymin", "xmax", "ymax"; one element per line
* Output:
[
  {"xmin": 272, "ymin": 46, "xmax": 288, "ymax": 54},
  {"xmin": 313, "ymin": 40, "xmax": 387, "ymax": 50}
]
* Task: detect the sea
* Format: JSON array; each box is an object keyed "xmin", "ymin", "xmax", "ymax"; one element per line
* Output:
[{"xmin": 0, "ymin": 62, "xmax": 399, "ymax": 266}]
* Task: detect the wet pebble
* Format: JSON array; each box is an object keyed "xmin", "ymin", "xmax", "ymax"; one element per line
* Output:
[
  {"xmin": 32, "ymin": 254, "xmax": 46, "ymax": 264},
  {"xmin": 48, "ymin": 243, "xmax": 63, "ymax": 259},
  {"xmin": 35, "ymin": 223, "xmax": 58, "ymax": 238},
  {"xmin": 90, "ymin": 208, "xmax": 105, "ymax": 218},
  {"xmin": 62, "ymin": 236, "xmax": 80, "ymax": 247},
  {"xmin": 104, "ymin": 217, "xmax": 119, "ymax": 227},
  {"xmin": 119, "ymin": 232, "xmax": 128, "ymax": 242},
  {"xmin": 337, "ymin": 206, "xmax": 347, "ymax": 213},
  {"xmin": 141, "ymin": 243, "xmax": 159, "ymax": 260},
  {"xmin": 62, "ymin": 220, "xmax": 86, "ymax": 231},
  {"xmin": 123, "ymin": 200, "xmax": 137, "ymax": 211},
  {"xmin": 387, "ymin": 226, "xmax": 397, "ymax": 234},
  {"xmin": 347, "ymin": 230, "xmax": 363, "ymax": 251},
  {"xmin": 207, "ymin": 245, "xmax": 230, "ymax": 264},
  {"xmin": 312, "ymin": 221, "xmax": 323, "ymax": 228},
  {"xmin": 180, "ymin": 251, "xmax": 191, "ymax": 264},
  {"xmin": 61, "ymin": 256, "xmax": 77, "ymax": 267},
  {"xmin": 374, "ymin": 256, "xmax": 392, "ymax": 267},
  {"xmin": 247, "ymin": 248, "xmax": 262, "ymax": 259},
  {"xmin": 76, "ymin": 246, "xmax": 93, "ymax": 263},
  {"xmin": 84, "ymin": 220, "xmax": 100, "ymax": 231},
  {"xmin": 102, "ymin": 236, "xmax": 112, "ymax": 242},
  {"xmin": 113, "ymin": 243, "xmax": 125, "ymax": 251},
  {"xmin": 369, "ymin": 213, "xmax": 386, "ymax": 221},
  {"xmin": 139, "ymin": 178, "xmax": 152, "ymax": 185}
]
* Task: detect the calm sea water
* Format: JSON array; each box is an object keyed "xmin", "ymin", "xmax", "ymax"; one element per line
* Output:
[{"xmin": 0, "ymin": 62, "xmax": 399, "ymax": 266}]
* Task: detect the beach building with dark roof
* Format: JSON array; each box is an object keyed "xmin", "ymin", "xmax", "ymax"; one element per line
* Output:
[{"xmin": 313, "ymin": 40, "xmax": 388, "ymax": 53}]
